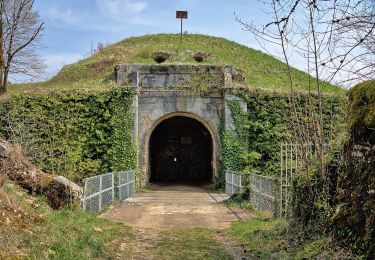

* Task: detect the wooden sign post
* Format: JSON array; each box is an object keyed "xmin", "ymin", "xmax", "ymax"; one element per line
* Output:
[{"xmin": 176, "ymin": 11, "xmax": 188, "ymax": 42}]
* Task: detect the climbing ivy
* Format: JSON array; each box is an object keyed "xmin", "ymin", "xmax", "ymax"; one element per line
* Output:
[
  {"xmin": 219, "ymin": 89, "xmax": 346, "ymax": 184},
  {"xmin": 0, "ymin": 88, "xmax": 136, "ymax": 184}
]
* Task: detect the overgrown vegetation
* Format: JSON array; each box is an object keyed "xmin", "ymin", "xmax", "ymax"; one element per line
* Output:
[
  {"xmin": 0, "ymin": 181, "xmax": 134, "ymax": 259},
  {"xmin": 331, "ymin": 81, "xmax": 375, "ymax": 257},
  {"xmin": 0, "ymin": 88, "xmax": 137, "ymax": 183},
  {"xmin": 220, "ymin": 89, "xmax": 346, "ymax": 180},
  {"xmin": 9, "ymin": 34, "xmax": 343, "ymax": 95},
  {"xmin": 228, "ymin": 218, "xmax": 359, "ymax": 259}
]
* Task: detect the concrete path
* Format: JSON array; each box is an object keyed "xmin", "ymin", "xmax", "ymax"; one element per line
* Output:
[{"xmin": 100, "ymin": 184, "xmax": 254, "ymax": 230}]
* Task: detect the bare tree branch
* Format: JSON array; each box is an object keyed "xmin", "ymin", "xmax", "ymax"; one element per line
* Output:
[{"xmin": 0, "ymin": 0, "xmax": 44, "ymax": 95}]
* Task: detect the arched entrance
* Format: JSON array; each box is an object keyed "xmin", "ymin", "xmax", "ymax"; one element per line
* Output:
[{"xmin": 149, "ymin": 116, "xmax": 213, "ymax": 184}]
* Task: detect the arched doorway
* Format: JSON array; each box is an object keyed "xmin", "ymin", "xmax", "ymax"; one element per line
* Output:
[{"xmin": 150, "ymin": 116, "xmax": 213, "ymax": 184}]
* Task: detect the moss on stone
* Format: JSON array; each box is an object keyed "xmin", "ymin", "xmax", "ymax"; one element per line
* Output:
[{"xmin": 347, "ymin": 80, "xmax": 375, "ymax": 139}]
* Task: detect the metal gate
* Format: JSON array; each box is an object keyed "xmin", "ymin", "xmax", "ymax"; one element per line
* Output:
[{"xmin": 280, "ymin": 143, "xmax": 323, "ymax": 217}]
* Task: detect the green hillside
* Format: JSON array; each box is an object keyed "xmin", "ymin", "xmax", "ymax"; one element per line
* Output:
[{"xmin": 10, "ymin": 34, "xmax": 343, "ymax": 94}]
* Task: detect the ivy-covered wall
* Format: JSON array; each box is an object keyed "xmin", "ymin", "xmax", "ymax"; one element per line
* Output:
[
  {"xmin": 220, "ymin": 89, "xmax": 346, "ymax": 181},
  {"xmin": 0, "ymin": 88, "xmax": 136, "ymax": 184}
]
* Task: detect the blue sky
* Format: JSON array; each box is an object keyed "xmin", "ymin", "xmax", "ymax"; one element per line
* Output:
[{"xmin": 25, "ymin": 0, "xmax": 281, "ymax": 82}]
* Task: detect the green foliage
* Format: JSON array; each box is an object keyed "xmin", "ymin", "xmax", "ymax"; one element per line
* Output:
[
  {"xmin": 218, "ymin": 117, "xmax": 244, "ymax": 187},
  {"xmin": 219, "ymin": 99, "xmax": 249, "ymax": 183},
  {"xmin": 218, "ymin": 88, "xmax": 345, "ymax": 186},
  {"xmin": 107, "ymin": 90, "xmax": 137, "ymax": 172},
  {"xmin": 0, "ymin": 88, "xmax": 136, "ymax": 183},
  {"xmin": 9, "ymin": 34, "xmax": 343, "ymax": 95},
  {"xmin": 241, "ymin": 151, "xmax": 262, "ymax": 173},
  {"xmin": 242, "ymin": 89, "xmax": 345, "ymax": 177}
]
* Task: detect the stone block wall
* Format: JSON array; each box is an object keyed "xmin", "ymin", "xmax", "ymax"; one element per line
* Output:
[{"xmin": 116, "ymin": 64, "xmax": 247, "ymax": 185}]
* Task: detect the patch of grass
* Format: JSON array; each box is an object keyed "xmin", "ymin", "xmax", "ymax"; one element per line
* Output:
[
  {"xmin": 0, "ymin": 182, "xmax": 133, "ymax": 259},
  {"xmin": 9, "ymin": 34, "xmax": 344, "ymax": 95},
  {"xmin": 229, "ymin": 218, "xmax": 289, "ymax": 259},
  {"xmin": 228, "ymin": 218, "xmax": 361, "ymax": 259},
  {"xmin": 152, "ymin": 228, "xmax": 232, "ymax": 260},
  {"xmin": 26, "ymin": 208, "xmax": 133, "ymax": 259}
]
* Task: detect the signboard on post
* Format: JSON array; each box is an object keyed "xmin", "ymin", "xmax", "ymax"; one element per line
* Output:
[
  {"xmin": 176, "ymin": 11, "xmax": 188, "ymax": 19},
  {"xmin": 176, "ymin": 11, "xmax": 188, "ymax": 42}
]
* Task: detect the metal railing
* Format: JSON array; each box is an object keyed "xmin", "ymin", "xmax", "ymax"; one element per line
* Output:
[
  {"xmin": 248, "ymin": 173, "xmax": 276, "ymax": 212},
  {"xmin": 118, "ymin": 170, "xmax": 136, "ymax": 201},
  {"xmin": 225, "ymin": 170, "xmax": 277, "ymax": 213},
  {"xmin": 81, "ymin": 170, "xmax": 135, "ymax": 212},
  {"xmin": 225, "ymin": 170, "xmax": 242, "ymax": 196}
]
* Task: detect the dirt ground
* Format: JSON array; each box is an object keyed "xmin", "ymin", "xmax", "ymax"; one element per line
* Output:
[
  {"xmin": 101, "ymin": 184, "xmax": 254, "ymax": 230},
  {"xmin": 101, "ymin": 184, "xmax": 254, "ymax": 259}
]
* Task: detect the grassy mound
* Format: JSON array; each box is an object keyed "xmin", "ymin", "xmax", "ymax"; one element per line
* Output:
[{"xmin": 10, "ymin": 34, "xmax": 343, "ymax": 95}]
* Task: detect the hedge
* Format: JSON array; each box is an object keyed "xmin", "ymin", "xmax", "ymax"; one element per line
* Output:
[{"xmin": 0, "ymin": 88, "xmax": 137, "ymax": 184}]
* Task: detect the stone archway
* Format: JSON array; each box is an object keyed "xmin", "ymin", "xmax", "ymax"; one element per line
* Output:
[
  {"xmin": 119, "ymin": 64, "xmax": 247, "ymax": 186},
  {"xmin": 143, "ymin": 112, "xmax": 219, "ymax": 185},
  {"xmin": 149, "ymin": 116, "xmax": 213, "ymax": 184}
]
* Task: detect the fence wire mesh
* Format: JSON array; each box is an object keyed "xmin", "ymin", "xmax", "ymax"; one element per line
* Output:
[
  {"xmin": 249, "ymin": 173, "xmax": 276, "ymax": 212},
  {"xmin": 225, "ymin": 171, "xmax": 242, "ymax": 196},
  {"xmin": 118, "ymin": 171, "xmax": 136, "ymax": 200},
  {"xmin": 82, "ymin": 171, "xmax": 135, "ymax": 212},
  {"xmin": 225, "ymin": 171, "xmax": 277, "ymax": 214}
]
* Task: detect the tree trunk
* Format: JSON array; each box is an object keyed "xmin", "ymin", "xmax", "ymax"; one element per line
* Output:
[
  {"xmin": 0, "ymin": 69, "xmax": 8, "ymax": 96},
  {"xmin": 0, "ymin": 3, "xmax": 6, "ymax": 96}
]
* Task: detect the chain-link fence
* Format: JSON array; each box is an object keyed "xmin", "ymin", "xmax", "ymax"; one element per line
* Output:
[
  {"xmin": 81, "ymin": 171, "xmax": 136, "ymax": 212},
  {"xmin": 248, "ymin": 173, "xmax": 276, "ymax": 212},
  {"xmin": 225, "ymin": 171, "xmax": 243, "ymax": 196},
  {"xmin": 225, "ymin": 170, "xmax": 277, "ymax": 214},
  {"xmin": 118, "ymin": 171, "xmax": 136, "ymax": 200}
]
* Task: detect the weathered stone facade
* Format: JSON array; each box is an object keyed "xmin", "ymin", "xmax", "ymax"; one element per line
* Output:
[{"xmin": 116, "ymin": 64, "xmax": 246, "ymax": 185}]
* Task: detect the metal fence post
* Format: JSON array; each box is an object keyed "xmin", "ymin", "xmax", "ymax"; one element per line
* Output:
[
  {"xmin": 231, "ymin": 172, "xmax": 234, "ymax": 195},
  {"xmin": 127, "ymin": 172, "xmax": 130, "ymax": 198},
  {"xmin": 280, "ymin": 143, "xmax": 283, "ymax": 217},
  {"xmin": 99, "ymin": 176, "xmax": 102, "ymax": 211},
  {"xmin": 82, "ymin": 180, "xmax": 87, "ymax": 210},
  {"xmin": 112, "ymin": 172, "xmax": 115, "ymax": 202}
]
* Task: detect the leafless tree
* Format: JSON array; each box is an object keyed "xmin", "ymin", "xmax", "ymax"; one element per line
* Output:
[
  {"xmin": 236, "ymin": 0, "xmax": 374, "ymax": 220},
  {"xmin": 236, "ymin": 0, "xmax": 374, "ymax": 177},
  {"xmin": 237, "ymin": 0, "xmax": 374, "ymax": 87},
  {"xmin": 0, "ymin": 0, "xmax": 44, "ymax": 95}
]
